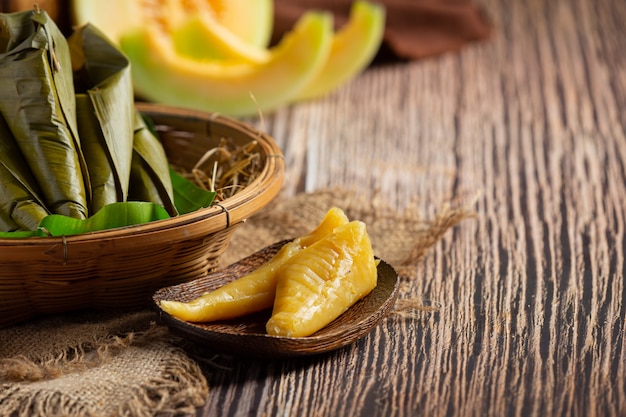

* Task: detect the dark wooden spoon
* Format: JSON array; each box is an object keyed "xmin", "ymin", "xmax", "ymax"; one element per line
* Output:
[{"xmin": 152, "ymin": 240, "xmax": 400, "ymax": 358}]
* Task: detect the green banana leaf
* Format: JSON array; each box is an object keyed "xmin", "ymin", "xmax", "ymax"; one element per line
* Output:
[
  {"xmin": 0, "ymin": 201, "xmax": 170, "ymax": 238},
  {"xmin": 0, "ymin": 7, "xmax": 30, "ymax": 50},
  {"xmin": 69, "ymin": 23, "xmax": 134, "ymax": 214},
  {"xmin": 0, "ymin": 210, "xmax": 18, "ymax": 233},
  {"xmin": 0, "ymin": 9, "xmax": 89, "ymax": 219},
  {"xmin": 75, "ymin": 94, "xmax": 119, "ymax": 211},
  {"xmin": 39, "ymin": 201, "xmax": 170, "ymax": 236},
  {"xmin": 128, "ymin": 112, "xmax": 177, "ymax": 216},
  {"xmin": 0, "ymin": 113, "xmax": 50, "ymax": 231},
  {"xmin": 0, "ymin": 163, "xmax": 50, "ymax": 232},
  {"xmin": 170, "ymin": 168, "xmax": 216, "ymax": 215},
  {"xmin": 0, "ymin": 170, "xmax": 215, "ymax": 237}
]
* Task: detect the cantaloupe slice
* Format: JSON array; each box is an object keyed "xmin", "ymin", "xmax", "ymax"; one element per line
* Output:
[
  {"xmin": 119, "ymin": 11, "xmax": 333, "ymax": 117},
  {"xmin": 71, "ymin": 0, "xmax": 273, "ymax": 47},
  {"xmin": 296, "ymin": 0, "xmax": 386, "ymax": 100}
]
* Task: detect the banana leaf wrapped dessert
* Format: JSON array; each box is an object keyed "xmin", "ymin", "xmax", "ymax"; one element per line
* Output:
[
  {"xmin": 0, "ymin": 114, "xmax": 49, "ymax": 231},
  {"xmin": 0, "ymin": 9, "xmax": 182, "ymax": 233},
  {"xmin": 71, "ymin": 23, "xmax": 177, "ymax": 216},
  {"xmin": 0, "ymin": 9, "xmax": 89, "ymax": 222},
  {"xmin": 128, "ymin": 111, "xmax": 177, "ymax": 216},
  {"xmin": 69, "ymin": 23, "xmax": 135, "ymax": 214}
]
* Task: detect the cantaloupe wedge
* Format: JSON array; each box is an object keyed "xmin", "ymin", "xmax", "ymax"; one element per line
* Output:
[
  {"xmin": 71, "ymin": 0, "xmax": 274, "ymax": 48},
  {"xmin": 296, "ymin": 0, "xmax": 386, "ymax": 100},
  {"xmin": 119, "ymin": 11, "xmax": 333, "ymax": 117}
]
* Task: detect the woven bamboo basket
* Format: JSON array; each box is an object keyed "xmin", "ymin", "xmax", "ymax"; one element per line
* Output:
[{"xmin": 0, "ymin": 103, "xmax": 285, "ymax": 327}]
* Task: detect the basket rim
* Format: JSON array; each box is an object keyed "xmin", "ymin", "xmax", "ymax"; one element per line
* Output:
[{"xmin": 0, "ymin": 103, "xmax": 284, "ymax": 246}]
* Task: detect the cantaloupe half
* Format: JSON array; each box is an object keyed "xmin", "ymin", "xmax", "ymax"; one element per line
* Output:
[
  {"xmin": 70, "ymin": 0, "xmax": 273, "ymax": 48},
  {"xmin": 296, "ymin": 0, "xmax": 386, "ymax": 100},
  {"xmin": 119, "ymin": 11, "xmax": 333, "ymax": 117}
]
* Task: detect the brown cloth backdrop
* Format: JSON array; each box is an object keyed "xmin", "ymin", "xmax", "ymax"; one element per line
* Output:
[{"xmin": 272, "ymin": 0, "xmax": 493, "ymax": 60}]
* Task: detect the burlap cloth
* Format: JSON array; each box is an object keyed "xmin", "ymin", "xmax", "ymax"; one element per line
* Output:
[{"xmin": 0, "ymin": 189, "xmax": 475, "ymax": 416}]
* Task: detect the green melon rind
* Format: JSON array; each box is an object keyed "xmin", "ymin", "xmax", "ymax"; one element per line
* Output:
[{"xmin": 296, "ymin": 1, "xmax": 386, "ymax": 100}]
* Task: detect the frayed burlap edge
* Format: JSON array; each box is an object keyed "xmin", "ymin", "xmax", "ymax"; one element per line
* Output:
[
  {"xmin": 0, "ymin": 348, "xmax": 207, "ymax": 417},
  {"xmin": 1, "ymin": 322, "xmax": 164, "ymax": 383},
  {"xmin": 0, "ymin": 312, "xmax": 208, "ymax": 417}
]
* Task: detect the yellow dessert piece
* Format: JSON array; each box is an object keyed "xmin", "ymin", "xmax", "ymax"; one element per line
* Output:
[
  {"xmin": 266, "ymin": 220, "xmax": 378, "ymax": 337},
  {"xmin": 159, "ymin": 207, "xmax": 349, "ymax": 322}
]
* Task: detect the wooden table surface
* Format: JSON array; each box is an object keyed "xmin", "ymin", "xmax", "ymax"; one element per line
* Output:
[{"xmin": 196, "ymin": 0, "xmax": 626, "ymax": 415}]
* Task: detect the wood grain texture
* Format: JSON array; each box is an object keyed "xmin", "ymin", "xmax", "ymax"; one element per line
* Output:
[{"xmin": 197, "ymin": 0, "xmax": 626, "ymax": 415}]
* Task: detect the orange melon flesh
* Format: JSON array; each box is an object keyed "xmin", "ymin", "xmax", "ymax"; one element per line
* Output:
[
  {"xmin": 266, "ymin": 220, "xmax": 378, "ymax": 337},
  {"xmin": 203, "ymin": 0, "xmax": 274, "ymax": 48},
  {"xmin": 71, "ymin": 0, "xmax": 274, "ymax": 47}
]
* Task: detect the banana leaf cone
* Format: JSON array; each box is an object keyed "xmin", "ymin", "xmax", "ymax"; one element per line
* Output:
[
  {"xmin": 128, "ymin": 112, "xmax": 177, "ymax": 216},
  {"xmin": 68, "ymin": 23, "xmax": 134, "ymax": 214},
  {"xmin": 0, "ymin": 164, "xmax": 50, "ymax": 231},
  {"xmin": 0, "ymin": 9, "xmax": 89, "ymax": 219},
  {"xmin": 0, "ymin": 114, "xmax": 49, "ymax": 231},
  {"xmin": 0, "ymin": 201, "xmax": 17, "ymax": 232}
]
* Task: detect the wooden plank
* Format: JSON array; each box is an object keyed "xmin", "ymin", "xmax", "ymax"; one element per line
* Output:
[{"xmin": 200, "ymin": 0, "xmax": 626, "ymax": 415}]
